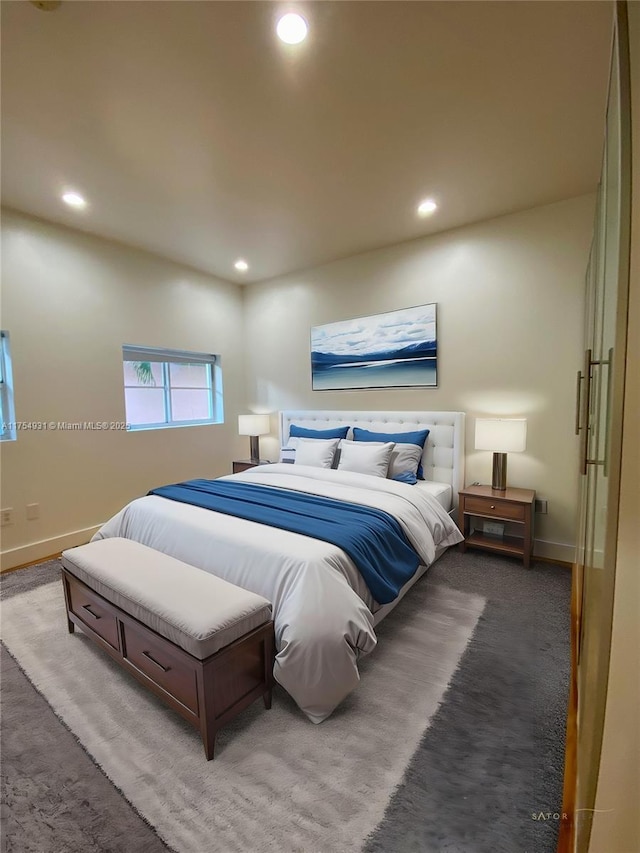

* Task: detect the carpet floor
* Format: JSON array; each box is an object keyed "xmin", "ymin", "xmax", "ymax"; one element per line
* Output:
[{"xmin": 0, "ymin": 549, "xmax": 570, "ymax": 853}]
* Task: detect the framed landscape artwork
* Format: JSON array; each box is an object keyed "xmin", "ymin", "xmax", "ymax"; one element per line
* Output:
[{"xmin": 311, "ymin": 303, "xmax": 437, "ymax": 390}]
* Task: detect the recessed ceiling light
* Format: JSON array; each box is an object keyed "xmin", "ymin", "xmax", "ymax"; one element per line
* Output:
[
  {"xmin": 417, "ymin": 199, "xmax": 438, "ymax": 217},
  {"xmin": 234, "ymin": 259, "xmax": 249, "ymax": 272},
  {"xmin": 62, "ymin": 191, "xmax": 87, "ymax": 209},
  {"xmin": 276, "ymin": 13, "xmax": 308, "ymax": 45}
]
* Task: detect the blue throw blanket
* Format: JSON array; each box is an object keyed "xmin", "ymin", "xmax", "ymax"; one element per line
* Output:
[{"xmin": 148, "ymin": 479, "xmax": 420, "ymax": 605}]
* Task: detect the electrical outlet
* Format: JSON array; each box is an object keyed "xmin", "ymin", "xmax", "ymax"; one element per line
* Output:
[
  {"xmin": 535, "ymin": 499, "xmax": 548, "ymax": 515},
  {"xmin": 483, "ymin": 520, "xmax": 504, "ymax": 537},
  {"xmin": 26, "ymin": 503, "xmax": 40, "ymax": 520},
  {"xmin": 1, "ymin": 508, "xmax": 14, "ymax": 526}
]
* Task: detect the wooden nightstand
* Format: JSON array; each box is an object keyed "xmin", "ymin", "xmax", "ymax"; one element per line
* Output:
[
  {"xmin": 232, "ymin": 460, "xmax": 269, "ymax": 474},
  {"xmin": 458, "ymin": 485, "xmax": 535, "ymax": 568}
]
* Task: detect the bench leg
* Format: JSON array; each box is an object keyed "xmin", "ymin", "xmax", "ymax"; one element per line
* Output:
[
  {"xmin": 200, "ymin": 701, "xmax": 217, "ymax": 761},
  {"xmin": 62, "ymin": 576, "xmax": 75, "ymax": 633},
  {"xmin": 202, "ymin": 728, "xmax": 216, "ymax": 761},
  {"xmin": 263, "ymin": 628, "xmax": 274, "ymax": 711},
  {"xmin": 199, "ymin": 670, "xmax": 217, "ymax": 761}
]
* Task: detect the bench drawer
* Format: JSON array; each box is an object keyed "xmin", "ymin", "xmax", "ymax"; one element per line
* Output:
[
  {"xmin": 122, "ymin": 621, "xmax": 199, "ymax": 715},
  {"xmin": 66, "ymin": 575, "xmax": 120, "ymax": 650}
]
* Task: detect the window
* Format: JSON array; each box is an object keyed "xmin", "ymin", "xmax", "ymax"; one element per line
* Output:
[
  {"xmin": 122, "ymin": 346, "xmax": 223, "ymax": 431},
  {"xmin": 1, "ymin": 331, "xmax": 16, "ymax": 441}
]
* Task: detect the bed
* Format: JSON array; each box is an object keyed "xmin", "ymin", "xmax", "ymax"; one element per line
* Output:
[{"xmin": 93, "ymin": 410, "xmax": 465, "ymax": 723}]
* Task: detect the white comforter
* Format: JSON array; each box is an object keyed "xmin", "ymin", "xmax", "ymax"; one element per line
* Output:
[{"xmin": 92, "ymin": 464, "xmax": 463, "ymax": 722}]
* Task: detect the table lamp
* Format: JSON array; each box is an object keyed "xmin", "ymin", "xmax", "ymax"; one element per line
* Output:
[
  {"xmin": 238, "ymin": 414, "xmax": 270, "ymax": 462},
  {"xmin": 475, "ymin": 418, "xmax": 527, "ymax": 490}
]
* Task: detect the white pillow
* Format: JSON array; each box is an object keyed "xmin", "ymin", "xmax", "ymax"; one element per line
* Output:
[
  {"xmin": 388, "ymin": 443, "xmax": 424, "ymax": 481},
  {"xmin": 340, "ymin": 439, "xmax": 423, "ymax": 481},
  {"xmin": 294, "ymin": 438, "xmax": 340, "ymax": 469},
  {"xmin": 337, "ymin": 440, "xmax": 394, "ymax": 477}
]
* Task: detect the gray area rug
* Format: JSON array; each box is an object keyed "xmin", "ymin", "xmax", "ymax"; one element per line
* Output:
[
  {"xmin": 2, "ymin": 561, "xmax": 170, "ymax": 853},
  {"xmin": 1, "ymin": 550, "xmax": 570, "ymax": 853},
  {"xmin": 1, "ymin": 558, "xmax": 484, "ymax": 853},
  {"xmin": 365, "ymin": 550, "xmax": 571, "ymax": 853},
  {"xmin": 1, "ymin": 645, "xmax": 171, "ymax": 853}
]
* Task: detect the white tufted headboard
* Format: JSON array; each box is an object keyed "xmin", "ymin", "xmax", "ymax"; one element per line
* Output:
[{"xmin": 280, "ymin": 410, "xmax": 465, "ymax": 509}]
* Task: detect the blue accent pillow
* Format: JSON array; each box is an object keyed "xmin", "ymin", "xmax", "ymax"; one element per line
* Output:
[
  {"xmin": 289, "ymin": 424, "xmax": 349, "ymax": 440},
  {"xmin": 353, "ymin": 427, "xmax": 430, "ymax": 479},
  {"xmin": 392, "ymin": 471, "xmax": 418, "ymax": 485}
]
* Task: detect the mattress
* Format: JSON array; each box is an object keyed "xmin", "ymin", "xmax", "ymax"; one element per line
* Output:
[{"xmin": 414, "ymin": 480, "xmax": 452, "ymax": 512}]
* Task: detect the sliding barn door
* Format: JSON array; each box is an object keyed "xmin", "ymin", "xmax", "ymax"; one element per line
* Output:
[{"xmin": 573, "ymin": 4, "xmax": 632, "ymax": 851}]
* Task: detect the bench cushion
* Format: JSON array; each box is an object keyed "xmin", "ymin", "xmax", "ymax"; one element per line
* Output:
[{"xmin": 61, "ymin": 538, "xmax": 272, "ymax": 660}]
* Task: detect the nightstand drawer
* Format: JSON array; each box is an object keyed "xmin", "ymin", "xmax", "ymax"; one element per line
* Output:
[{"xmin": 464, "ymin": 496, "xmax": 525, "ymax": 521}]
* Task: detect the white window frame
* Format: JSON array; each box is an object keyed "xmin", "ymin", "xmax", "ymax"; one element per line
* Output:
[
  {"xmin": 122, "ymin": 345, "xmax": 223, "ymax": 431},
  {"xmin": 1, "ymin": 331, "xmax": 16, "ymax": 442}
]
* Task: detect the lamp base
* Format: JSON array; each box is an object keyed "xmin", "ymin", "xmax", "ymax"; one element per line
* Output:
[
  {"xmin": 492, "ymin": 452, "xmax": 507, "ymax": 491},
  {"xmin": 249, "ymin": 435, "xmax": 260, "ymax": 463}
]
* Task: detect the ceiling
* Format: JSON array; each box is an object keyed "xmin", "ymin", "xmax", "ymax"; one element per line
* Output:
[{"xmin": 1, "ymin": 1, "xmax": 612, "ymax": 284}]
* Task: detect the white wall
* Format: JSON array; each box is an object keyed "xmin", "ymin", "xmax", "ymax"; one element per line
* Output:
[
  {"xmin": 1, "ymin": 195, "xmax": 595, "ymax": 567},
  {"xmin": 0, "ymin": 209, "xmax": 245, "ymax": 568},
  {"xmin": 244, "ymin": 195, "xmax": 596, "ymax": 560}
]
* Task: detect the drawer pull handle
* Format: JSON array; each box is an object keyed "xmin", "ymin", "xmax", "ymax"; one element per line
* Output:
[
  {"xmin": 142, "ymin": 650, "xmax": 170, "ymax": 673},
  {"xmin": 82, "ymin": 604, "xmax": 100, "ymax": 620},
  {"xmin": 490, "ymin": 505, "xmax": 495, "ymax": 509}
]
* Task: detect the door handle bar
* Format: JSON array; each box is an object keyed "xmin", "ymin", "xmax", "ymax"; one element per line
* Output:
[
  {"xmin": 575, "ymin": 370, "xmax": 584, "ymax": 435},
  {"xmin": 579, "ymin": 349, "xmax": 592, "ymax": 475},
  {"xmin": 579, "ymin": 348, "xmax": 612, "ymax": 474},
  {"xmin": 603, "ymin": 348, "xmax": 613, "ymax": 477}
]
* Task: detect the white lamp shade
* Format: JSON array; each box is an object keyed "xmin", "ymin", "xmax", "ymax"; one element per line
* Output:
[
  {"xmin": 238, "ymin": 414, "xmax": 270, "ymax": 436},
  {"xmin": 475, "ymin": 418, "xmax": 527, "ymax": 453}
]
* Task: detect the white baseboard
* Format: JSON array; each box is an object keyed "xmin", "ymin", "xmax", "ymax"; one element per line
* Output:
[
  {"xmin": 1, "ymin": 525, "xmax": 102, "ymax": 572},
  {"xmin": 534, "ymin": 538, "xmax": 575, "ymax": 565}
]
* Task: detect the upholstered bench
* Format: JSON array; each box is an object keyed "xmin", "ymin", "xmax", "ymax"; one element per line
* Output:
[{"xmin": 61, "ymin": 538, "xmax": 275, "ymax": 760}]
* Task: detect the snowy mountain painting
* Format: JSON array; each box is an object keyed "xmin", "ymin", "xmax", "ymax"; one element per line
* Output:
[{"xmin": 311, "ymin": 303, "xmax": 437, "ymax": 390}]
